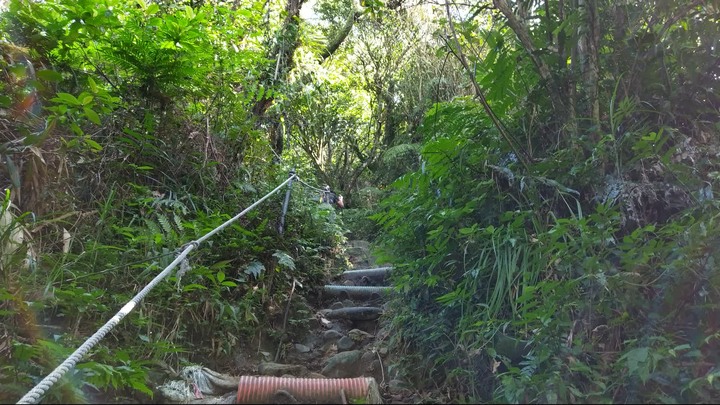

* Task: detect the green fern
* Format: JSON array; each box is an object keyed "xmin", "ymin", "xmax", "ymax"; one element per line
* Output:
[
  {"xmin": 156, "ymin": 213, "xmax": 173, "ymax": 237},
  {"xmin": 382, "ymin": 143, "xmax": 420, "ymax": 164},
  {"xmin": 172, "ymin": 213, "xmax": 184, "ymax": 236},
  {"xmin": 142, "ymin": 217, "xmax": 163, "ymax": 237}
]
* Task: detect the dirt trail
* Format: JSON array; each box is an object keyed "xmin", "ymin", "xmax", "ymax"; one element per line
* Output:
[{"xmin": 156, "ymin": 239, "xmax": 419, "ymax": 404}]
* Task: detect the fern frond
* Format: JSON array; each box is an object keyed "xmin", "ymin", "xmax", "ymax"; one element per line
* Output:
[
  {"xmin": 172, "ymin": 213, "xmax": 184, "ymax": 237},
  {"xmin": 382, "ymin": 143, "xmax": 420, "ymax": 164},
  {"xmin": 143, "ymin": 217, "xmax": 162, "ymax": 237},
  {"xmin": 156, "ymin": 213, "xmax": 173, "ymax": 236}
]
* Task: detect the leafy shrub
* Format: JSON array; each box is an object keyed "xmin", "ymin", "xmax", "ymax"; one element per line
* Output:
[{"xmin": 374, "ymin": 94, "xmax": 720, "ymax": 403}]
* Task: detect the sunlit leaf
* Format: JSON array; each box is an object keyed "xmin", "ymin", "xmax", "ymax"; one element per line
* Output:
[
  {"xmin": 84, "ymin": 107, "xmax": 101, "ymax": 125},
  {"xmin": 36, "ymin": 69, "xmax": 62, "ymax": 81}
]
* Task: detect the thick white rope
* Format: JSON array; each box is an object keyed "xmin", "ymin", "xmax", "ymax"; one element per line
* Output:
[
  {"xmin": 294, "ymin": 177, "xmax": 326, "ymax": 194},
  {"xmin": 196, "ymin": 174, "xmax": 296, "ymax": 245},
  {"xmin": 16, "ymin": 174, "xmax": 297, "ymax": 404}
]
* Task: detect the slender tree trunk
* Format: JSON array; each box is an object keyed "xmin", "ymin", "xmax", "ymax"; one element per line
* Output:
[
  {"xmin": 251, "ymin": 0, "xmax": 364, "ymax": 157},
  {"xmin": 584, "ymin": 0, "xmax": 600, "ymax": 128},
  {"xmin": 251, "ymin": 0, "xmax": 305, "ymax": 157},
  {"xmin": 321, "ymin": 0, "xmax": 364, "ymax": 61},
  {"xmin": 492, "ymin": 0, "xmax": 568, "ymax": 123},
  {"xmin": 563, "ymin": 0, "xmax": 578, "ymax": 137}
]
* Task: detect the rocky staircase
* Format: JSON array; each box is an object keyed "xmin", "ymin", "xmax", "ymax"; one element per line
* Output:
[{"xmin": 157, "ymin": 241, "xmax": 403, "ymax": 404}]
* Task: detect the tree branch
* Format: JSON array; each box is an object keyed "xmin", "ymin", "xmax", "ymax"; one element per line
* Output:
[
  {"xmin": 492, "ymin": 0, "xmax": 568, "ymax": 118},
  {"xmin": 321, "ymin": 0, "xmax": 364, "ymax": 61},
  {"xmin": 444, "ymin": 1, "xmax": 531, "ymax": 170}
]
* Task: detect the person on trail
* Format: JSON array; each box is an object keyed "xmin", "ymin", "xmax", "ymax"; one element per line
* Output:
[
  {"xmin": 320, "ymin": 185, "xmax": 336, "ymax": 205},
  {"xmin": 320, "ymin": 185, "xmax": 344, "ymax": 208}
]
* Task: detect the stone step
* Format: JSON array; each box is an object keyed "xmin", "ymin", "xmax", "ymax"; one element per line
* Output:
[
  {"xmin": 320, "ymin": 306, "xmax": 384, "ymax": 321},
  {"xmin": 340, "ymin": 267, "xmax": 392, "ymax": 281},
  {"xmin": 323, "ymin": 285, "xmax": 392, "ymax": 300}
]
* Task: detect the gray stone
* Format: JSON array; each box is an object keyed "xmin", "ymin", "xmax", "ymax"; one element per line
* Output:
[
  {"xmin": 360, "ymin": 351, "xmax": 375, "ymax": 366},
  {"xmin": 258, "ymin": 362, "xmax": 307, "ymax": 377},
  {"xmin": 336, "ymin": 336, "xmax": 355, "ymax": 351},
  {"xmin": 353, "ymin": 320, "xmax": 378, "ymax": 333},
  {"xmin": 301, "ymin": 334, "xmax": 320, "ymax": 349},
  {"xmin": 321, "ymin": 350, "xmax": 364, "ymax": 378},
  {"xmin": 329, "ymin": 301, "xmax": 344, "ymax": 310},
  {"xmin": 348, "ymin": 329, "xmax": 374, "ymax": 342},
  {"xmin": 322, "ymin": 329, "xmax": 343, "ymax": 342},
  {"xmin": 307, "ymin": 372, "xmax": 326, "ymax": 379},
  {"xmin": 323, "ymin": 306, "xmax": 383, "ymax": 321},
  {"xmin": 342, "ymin": 299, "xmax": 355, "ymax": 308},
  {"xmin": 293, "ymin": 343, "xmax": 311, "ymax": 353},
  {"xmin": 305, "ymin": 317, "xmax": 321, "ymax": 329},
  {"xmin": 379, "ymin": 347, "xmax": 388, "ymax": 356}
]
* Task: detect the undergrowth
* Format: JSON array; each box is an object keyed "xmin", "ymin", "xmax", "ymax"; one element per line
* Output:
[{"xmin": 374, "ymin": 96, "xmax": 720, "ymax": 403}]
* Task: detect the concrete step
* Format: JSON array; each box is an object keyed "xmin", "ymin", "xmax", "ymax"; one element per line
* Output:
[
  {"xmin": 340, "ymin": 267, "xmax": 392, "ymax": 281},
  {"xmin": 320, "ymin": 306, "xmax": 384, "ymax": 321},
  {"xmin": 323, "ymin": 285, "xmax": 392, "ymax": 300}
]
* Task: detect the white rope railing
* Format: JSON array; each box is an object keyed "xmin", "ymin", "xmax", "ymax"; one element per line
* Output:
[{"xmin": 16, "ymin": 174, "xmax": 298, "ymax": 404}]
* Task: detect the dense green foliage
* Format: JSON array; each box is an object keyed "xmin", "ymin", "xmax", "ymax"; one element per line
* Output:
[
  {"xmin": 374, "ymin": 0, "xmax": 720, "ymax": 403},
  {"xmin": 2, "ymin": 0, "xmax": 719, "ymax": 403},
  {"xmin": 1, "ymin": 0, "xmax": 347, "ymax": 402}
]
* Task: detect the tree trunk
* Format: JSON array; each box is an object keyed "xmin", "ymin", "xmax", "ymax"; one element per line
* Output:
[
  {"xmin": 252, "ymin": 0, "xmax": 364, "ymax": 157},
  {"xmin": 250, "ymin": 0, "xmax": 304, "ymax": 158},
  {"xmin": 581, "ymin": 0, "xmax": 600, "ymax": 128},
  {"xmin": 321, "ymin": 0, "xmax": 364, "ymax": 61},
  {"xmin": 492, "ymin": 0, "xmax": 568, "ymax": 123}
]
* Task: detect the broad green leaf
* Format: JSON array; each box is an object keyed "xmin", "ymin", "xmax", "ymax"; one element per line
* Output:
[
  {"xmin": 146, "ymin": 3, "xmax": 159, "ymax": 14},
  {"xmin": 621, "ymin": 347, "xmax": 650, "ymax": 383},
  {"xmin": 85, "ymin": 138, "xmax": 102, "ymax": 152},
  {"xmin": 459, "ymin": 226, "xmax": 475, "ymax": 235},
  {"xmin": 183, "ymin": 283, "xmax": 207, "ymax": 292},
  {"xmin": 8, "ymin": 64, "xmax": 27, "ymax": 78},
  {"xmin": 54, "ymin": 93, "xmax": 80, "ymax": 105},
  {"xmin": 80, "ymin": 94, "xmax": 94, "ymax": 105},
  {"xmin": 88, "ymin": 77, "xmax": 98, "ymax": 93},
  {"xmin": 184, "ymin": 5, "xmax": 195, "ymax": 20},
  {"xmin": 129, "ymin": 380, "xmax": 154, "ymax": 396},
  {"xmin": 84, "ymin": 107, "xmax": 101, "ymax": 125},
  {"xmin": 71, "ymin": 123, "xmax": 83, "ymax": 136},
  {"xmin": 37, "ymin": 69, "xmax": 62, "ymax": 81}
]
